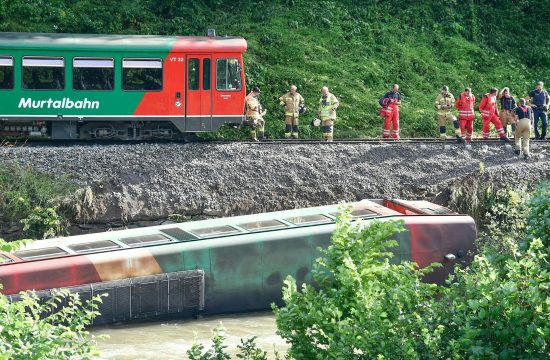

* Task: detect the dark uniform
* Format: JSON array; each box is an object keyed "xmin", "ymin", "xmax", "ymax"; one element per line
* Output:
[
  {"xmin": 529, "ymin": 87, "xmax": 549, "ymax": 140},
  {"xmin": 500, "ymin": 95, "xmax": 517, "ymax": 137}
]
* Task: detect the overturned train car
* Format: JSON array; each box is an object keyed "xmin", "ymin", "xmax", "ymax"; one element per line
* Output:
[{"xmin": 0, "ymin": 199, "xmax": 476, "ymax": 325}]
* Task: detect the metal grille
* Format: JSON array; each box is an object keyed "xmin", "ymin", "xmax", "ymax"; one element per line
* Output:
[
  {"xmin": 137, "ymin": 282, "xmax": 160, "ymax": 314},
  {"xmin": 10, "ymin": 270, "xmax": 205, "ymax": 325},
  {"xmin": 160, "ymin": 228, "xmax": 198, "ymax": 242},
  {"xmin": 183, "ymin": 274, "xmax": 204, "ymax": 309}
]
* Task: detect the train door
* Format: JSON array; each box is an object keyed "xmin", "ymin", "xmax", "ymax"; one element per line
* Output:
[{"xmin": 185, "ymin": 55, "xmax": 212, "ymax": 131}]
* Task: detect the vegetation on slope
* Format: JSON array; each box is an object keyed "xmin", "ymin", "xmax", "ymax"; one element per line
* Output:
[{"xmin": 0, "ymin": 0, "xmax": 548, "ymax": 138}]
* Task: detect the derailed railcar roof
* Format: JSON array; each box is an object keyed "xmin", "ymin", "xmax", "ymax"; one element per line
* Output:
[{"xmin": 0, "ymin": 32, "xmax": 247, "ymax": 52}]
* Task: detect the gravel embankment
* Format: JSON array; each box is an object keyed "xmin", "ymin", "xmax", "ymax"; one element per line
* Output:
[{"xmin": 1, "ymin": 141, "xmax": 549, "ymax": 225}]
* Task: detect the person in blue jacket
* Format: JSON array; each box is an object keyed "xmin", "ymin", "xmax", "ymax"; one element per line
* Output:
[{"xmin": 529, "ymin": 82, "xmax": 550, "ymax": 140}]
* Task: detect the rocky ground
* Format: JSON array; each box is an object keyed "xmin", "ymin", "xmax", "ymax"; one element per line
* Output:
[{"xmin": 1, "ymin": 141, "xmax": 550, "ymax": 236}]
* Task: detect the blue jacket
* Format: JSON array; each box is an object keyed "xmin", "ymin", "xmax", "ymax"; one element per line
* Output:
[{"xmin": 529, "ymin": 89, "xmax": 549, "ymax": 106}]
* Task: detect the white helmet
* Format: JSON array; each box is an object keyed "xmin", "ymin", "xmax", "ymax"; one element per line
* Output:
[{"xmin": 312, "ymin": 118, "xmax": 322, "ymax": 127}]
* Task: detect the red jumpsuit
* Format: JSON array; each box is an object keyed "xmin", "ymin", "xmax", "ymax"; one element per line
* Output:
[
  {"xmin": 479, "ymin": 93, "xmax": 506, "ymax": 139},
  {"xmin": 456, "ymin": 92, "xmax": 476, "ymax": 140},
  {"xmin": 381, "ymin": 93, "xmax": 401, "ymax": 139}
]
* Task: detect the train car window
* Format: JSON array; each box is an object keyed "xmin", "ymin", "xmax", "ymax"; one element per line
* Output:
[
  {"xmin": 238, "ymin": 220, "xmax": 288, "ymax": 231},
  {"xmin": 122, "ymin": 58, "xmax": 162, "ymax": 91},
  {"xmin": 0, "ymin": 56, "xmax": 14, "ymax": 90},
  {"xmin": 190, "ymin": 225, "xmax": 240, "ymax": 237},
  {"xmin": 188, "ymin": 58, "xmax": 199, "ymax": 90},
  {"xmin": 0, "ymin": 253, "xmax": 14, "ymax": 264},
  {"xmin": 68, "ymin": 240, "xmax": 121, "ymax": 254},
  {"xmin": 14, "ymin": 247, "xmax": 68, "ymax": 261},
  {"xmin": 120, "ymin": 234, "xmax": 174, "ymax": 247},
  {"xmin": 22, "ymin": 56, "xmax": 65, "ymax": 90},
  {"xmin": 73, "ymin": 58, "xmax": 114, "ymax": 91},
  {"xmin": 330, "ymin": 209, "xmax": 377, "ymax": 218},
  {"xmin": 203, "ymin": 58, "xmax": 211, "ymax": 91},
  {"xmin": 285, "ymin": 214, "xmax": 332, "ymax": 225},
  {"xmin": 160, "ymin": 228, "xmax": 199, "ymax": 242},
  {"xmin": 216, "ymin": 58, "xmax": 242, "ymax": 91}
]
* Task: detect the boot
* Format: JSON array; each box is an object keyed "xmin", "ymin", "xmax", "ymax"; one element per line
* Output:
[
  {"xmin": 514, "ymin": 149, "xmax": 520, "ymax": 155},
  {"xmin": 499, "ymin": 136, "xmax": 510, "ymax": 142},
  {"xmin": 456, "ymin": 136, "xmax": 465, "ymax": 143}
]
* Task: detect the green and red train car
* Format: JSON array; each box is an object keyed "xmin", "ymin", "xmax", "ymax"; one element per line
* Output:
[
  {"xmin": 0, "ymin": 32, "xmax": 247, "ymax": 139},
  {"xmin": 0, "ymin": 199, "xmax": 476, "ymax": 324}
]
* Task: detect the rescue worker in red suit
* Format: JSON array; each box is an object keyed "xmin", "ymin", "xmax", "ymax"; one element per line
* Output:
[
  {"xmin": 456, "ymin": 87, "xmax": 476, "ymax": 141},
  {"xmin": 478, "ymin": 87, "xmax": 509, "ymax": 141},
  {"xmin": 381, "ymin": 84, "xmax": 402, "ymax": 139}
]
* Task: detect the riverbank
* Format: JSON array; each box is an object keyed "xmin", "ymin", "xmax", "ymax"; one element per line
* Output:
[{"xmin": 2, "ymin": 141, "xmax": 550, "ymax": 239}]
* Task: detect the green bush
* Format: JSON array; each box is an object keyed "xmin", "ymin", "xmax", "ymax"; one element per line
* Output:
[
  {"xmin": 0, "ymin": 164, "xmax": 74, "ymax": 239},
  {"xmin": 186, "ymin": 324, "xmax": 274, "ymax": 360},
  {"xmin": 439, "ymin": 238, "xmax": 549, "ymax": 359},
  {"xmin": 0, "ymin": 238, "xmax": 104, "ymax": 359},
  {"xmin": 526, "ymin": 181, "xmax": 550, "ymax": 250},
  {"xmin": 274, "ymin": 197, "xmax": 549, "ymax": 358},
  {"xmin": 0, "ymin": 289, "xmax": 104, "ymax": 360},
  {"xmin": 477, "ymin": 185, "xmax": 531, "ymax": 255},
  {"xmin": 274, "ymin": 213, "xmax": 442, "ymax": 359},
  {"xmin": 20, "ymin": 206, "xmax": 65, "ymax": 240}
]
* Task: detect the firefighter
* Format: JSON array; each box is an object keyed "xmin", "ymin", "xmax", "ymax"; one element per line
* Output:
[
  {"xmin": 456, "ymin": 87, "xmax": 476, "ymax": 142},
  {"xmin": 498, "ymin": 87, "xmax": 517, "ymax": 138},
  {"xmin": 381, "ymin": 84, "xmax": 401, "ymax": 139},
  {"xmin": 514, "ymin": 98, "xmax": 534, "ymax": 159},
  {"xmin": 317, "ymin": 86, "xmax": 339, "ymax": 141},
  {"xmin": 279, "ymin": 85, "xmax": 305, "ymax": 139},
  {"xmin": 529, "ymin": 81, "xmax": 550, "ymax": 140},
  {"xmin": 478, "ymin": 88, "xmax": 509, "ymax": 141},
  {"xmin": 245, "ymin": 87, "xmax": 266, "ymax": 141},
  {"xmin": 434, "ymin": 86, "xmax": 463, "ymax": 142}
]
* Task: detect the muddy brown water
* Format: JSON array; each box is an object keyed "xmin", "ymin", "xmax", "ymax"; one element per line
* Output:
[{"xmin": 93, "ymin": 312, "xmax": 288, "ymax": 360}]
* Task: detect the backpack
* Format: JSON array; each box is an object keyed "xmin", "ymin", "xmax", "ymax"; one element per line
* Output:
[{"xmin": 379, "ymin": 97, "xmax": 390, "ymax": 107}]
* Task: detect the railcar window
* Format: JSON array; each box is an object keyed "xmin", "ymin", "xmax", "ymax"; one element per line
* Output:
[
  {"xmin": 0, "ymin": 56, "xmax": 14, "ymax": 89},
  {"xmin": 0, "ymin": 253, "xmax": 14, "ymax": 264},
  {"xmin": 14, "ymin": 247, "xmax": 68, "ymax": 261},
  {"xmin": 68, "ymin": 240, "xmax": 121, "ymax": 254},
  {"xmin": 330, "ymin": 209, "xmax": 377, "ymax": 218},
  {"xmin": 190, "ymin": 225, "xmax": 240, "ymax": 237},
  {"xmin": 188, "ymin": 58, "xmax": 199, "ymax": 90},
  {"xmin": 73, "ymin": 58, "xmax": 114, "ymax": 91},
  {"xmin": 239, "ymin": 220, "xmax": 288, "ymax": 231},
  {"xmin": 203, "ymin": 58, "xmax": 211, "ymax": 90},
  {"xmin": 22, "ymin": 56, "xmax": 65, "ymax": 90},
  {"xmin": 120, "ymin": 234, "xmax": 174, "ymax": 247},
  {"xmin": 216, "ymin": 58, "xmax": 242, "ymax": 91},
  {"xmin": 122, "ymin": 58, "xmax": 162, "ymax": 91},
  {"xmin": 285, "ymin": 214, "xmax": 332, "ymax": 225},
  {"xmin": 160, "ymin": 228, "xmax": 199, "ymax": 242}
]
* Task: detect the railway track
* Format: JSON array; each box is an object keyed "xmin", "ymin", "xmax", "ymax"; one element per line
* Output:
[{"xmin": 1, "ymin": 137, "xmax": 548, "ymax": 147}]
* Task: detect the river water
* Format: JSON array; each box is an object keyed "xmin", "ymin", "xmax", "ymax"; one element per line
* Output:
[{"xmin": 93, "ymin": 312, "xmax": 288, "ymax": 360}]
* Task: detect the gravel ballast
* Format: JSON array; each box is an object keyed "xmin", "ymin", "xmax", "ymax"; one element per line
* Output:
[{"xmin": 1, "ymin": 141, "xmax": 549, "ymax": 224}]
